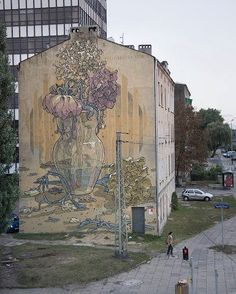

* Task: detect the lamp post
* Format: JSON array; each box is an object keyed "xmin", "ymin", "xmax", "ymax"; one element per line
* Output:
[{"xmin": 231, "ymin": 119, "xmax": 235, "ymax": 151}]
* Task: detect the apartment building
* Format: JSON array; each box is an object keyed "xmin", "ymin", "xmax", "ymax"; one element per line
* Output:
[{"xmin": 19, "ymin": 26, "xmax": 175, "ymax": 236}]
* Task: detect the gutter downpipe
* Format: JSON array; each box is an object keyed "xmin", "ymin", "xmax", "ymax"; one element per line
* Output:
[{"xmin": 154, "ymin": 58, "xmax": 160, "ymax": 235}]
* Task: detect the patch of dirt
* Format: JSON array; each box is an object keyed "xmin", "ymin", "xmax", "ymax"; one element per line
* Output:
[
  {"xmin": 210, "ymin": 244, "xmax": 236, "ymax": 254},
  {"xmin": 0, "ymin": 247, "xmax": 21, "ymax": 288}
]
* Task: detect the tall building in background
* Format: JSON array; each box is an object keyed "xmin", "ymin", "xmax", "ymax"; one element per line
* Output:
[
  {"xmin": 0, "ymin": 0, "xmax": 107, "ymax": 172},
  {"xmin": 174, "ymin": 83, "xmax": 192, "ymax": 106}
]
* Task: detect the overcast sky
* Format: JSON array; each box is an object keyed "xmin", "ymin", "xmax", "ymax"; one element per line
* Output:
[{"xmin": 107, "ymin": 0, "xmax": 236, "ymax": 125}]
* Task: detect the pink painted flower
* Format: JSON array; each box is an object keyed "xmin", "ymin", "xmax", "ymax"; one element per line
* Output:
[
  {"xmin": 42, "ymin": 94, "xmax": 82, "ymax": 119},
  {"xmin": 88, "ymin": 69, "xmax": 119, "ymax": 111}
]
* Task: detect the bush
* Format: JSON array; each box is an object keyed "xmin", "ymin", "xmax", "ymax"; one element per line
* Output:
[
  {"xmin": 207, "ymin": 165, "xmax": 222, "ymax": 180},
  {"xmin": 190, "ymin": 164, "xmax": 206, "ymax": 181},
  {"xmin": 190, "ymin": 164, "xmax": 222, "ymax": 181},
  {"xmin": 171, "ymin": 192, "xmax": 179, "ymax": 210}
]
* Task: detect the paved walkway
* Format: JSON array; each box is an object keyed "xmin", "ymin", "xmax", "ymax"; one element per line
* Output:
[{"xmin": 1, "ymin": 215, "xmax": 236, "ymax": 294}]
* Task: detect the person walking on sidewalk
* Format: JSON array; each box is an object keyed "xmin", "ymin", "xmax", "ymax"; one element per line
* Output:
[{"xmin": 166, "ymin": 231, "xmax": 174, "ymax": 258}]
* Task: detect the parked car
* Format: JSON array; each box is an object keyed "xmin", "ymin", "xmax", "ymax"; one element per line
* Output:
[
  {"xmin": 182, "ymin": 189, "xmax": 213, "ymax": 201},
  {"xmin": 6, "ymin": 215, "xmax": 19, "ymax": 233},
  {"xmin": 223, "ymin": 151, "xmax": 236, "ymax": 158}
]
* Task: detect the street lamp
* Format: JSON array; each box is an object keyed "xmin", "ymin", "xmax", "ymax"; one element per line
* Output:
[{"xmin": 230, "ymin": 119, "xmax": 236, "ymax": 151}]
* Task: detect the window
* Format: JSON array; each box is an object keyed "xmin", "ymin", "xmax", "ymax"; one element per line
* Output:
[
  {"xmin": 65, "ymin": 0, "xmax": 71, "ymax": 5},
  {"xmin": 49, "ymin": 0, "xmax": 56, "ymax": 7},
  {"xmin": 57, "ymin": 11, "xmax": 65, "ymax": 21},
  {"xmin": 12, "ymin": 11, "xmax": 19, "ymax": 25},
  {"xmin": 13, "ymin": 54, "xmax": 20, "ymax": 65},
  {"xmin": 20, "ymin": 12, "xmax": 26, "ymax": 24},
  {"xmin": 195, "ymin": 190, "xmax": 203, "ymax": 195},
  {"xmin": 8, "ymin": 54, "xmax": 13, "ymax": 65},
  {"xmin": 43, "ymin": 25, "xmax": 49, "ymax": 36},
  {"xmin": 72, "ymin": 0, "xmax": 78, "ymax": 5},
  {"xmin": 34, "ymin": 0, "xmax": 41, "ymax": 8},
  {"xmin": 42, "ymin": 0, "xmax": 48, "ymax": 8},
  {"xmin": 57, "ymin": 24, "xmax": 64, "ymax": 35},
  {"xmin": 27, "ymin": 10, "xmax": 34, "ymax": 24},
  {"xmin": 35, "ymin": 25, "xmax": 42, "ymax": 36},
  {"xmin": 160, "ymin": 84, "xmax": 163, "ymax": 106},
  {"xmin": 4, "ymin": 12, "xmax": 11, "ymax": 25},
  {"xmin": 15, "ymin": 82, "xmax": 19, "ymax": 94},
  {"xmin": 27, "ymin": 26, "xmax": 34, "ymax": 37},
  {"xmin": 21, "ymin": 54, "xmax": 28, "ymax": 61},
  {"xmin": 5, "ymin": 1, "xmax": 11, "ymax": 9},
  {"xmin": 42, "ymin": 8, "xmax": 49, "ymax": 21},
  {"xmin": 34, "ymin": 12, "xmax": 42, "ymax": 24},
  {"xmin": 50, "ymin": 24, "xmax": 57, "ymax": 35},
  {"xmin": 57, "ymin": 0, "xmax": 64, "ymax": 7},
  {"xmin": 20, "ymin": 26, "xmax": 27, "ymax": 37},
  {"xmin": 6, "ymin": 27, "xmax": 12, "ymax": 38},
  {"xmin": 13, "ymin": 26, "xmax": 19, "ymax": 37},
  {"xmin": 20, "ymin": 0, "xmax": 26, "ymax": 9},
  {"xmin": 164, "ymin": 88, "xmax": 167, "ymax": 109},
  {"xmin": 65, "ymin": 23, "xmax": 71, "ymax": 35},
  {"xmin": 27, "ymin": 0, "xmax": 33, "ymax": 8}
]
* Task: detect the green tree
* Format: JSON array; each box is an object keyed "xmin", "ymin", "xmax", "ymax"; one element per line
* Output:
[
  {"xmin": 197, "ymin": 108, "xmax": 230, "ymax": 156},
  {"xmin": 0, "ymin": 24, "xmax": 19, "ymax": 233},
  {"xmin": 175, "ymin": 99, "xmax": 208, "ymax": 186},
  {"xmin": 197, "ymin": 108, "xmax": 224, "ymax": 129},
  {"xmin": 207, "ymin": 122, "xmax": 231, "ymax": 157}
]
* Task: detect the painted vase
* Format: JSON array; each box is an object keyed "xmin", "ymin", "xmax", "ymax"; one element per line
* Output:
[{"xmin": 52, "ymin": 112, "xmax": 104, "ymax": 196}]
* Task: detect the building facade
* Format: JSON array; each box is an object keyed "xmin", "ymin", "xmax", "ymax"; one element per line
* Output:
[
  {"xmin": 19, "ymin": 26, "xmax": 175, "ymax": 236},
  {"xmin": 0, "ymin": 0, "xmax": 107, "ymax": 172},
  {"xmin": 174, "ymin": 83, "xmax": 192, "ymax": 106}
]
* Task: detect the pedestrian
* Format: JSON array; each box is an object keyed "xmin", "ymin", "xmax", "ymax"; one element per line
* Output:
[{"xmin": 166, "ymin": 231, "xmax": 174, "ymax": 258}]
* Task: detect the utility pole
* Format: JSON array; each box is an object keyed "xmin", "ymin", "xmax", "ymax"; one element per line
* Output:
[{"xmin": 114, "ymin": 131, "xmax": 128, "ymax": 258}]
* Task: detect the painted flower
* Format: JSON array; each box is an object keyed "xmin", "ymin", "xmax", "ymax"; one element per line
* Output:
[
  {"xmin": 42, "ymin": 84, "xmax": 82, "ymax": 119},
  {"xmin": 88, "ymin": 69, "xmax": 119, "ymax": 111}
]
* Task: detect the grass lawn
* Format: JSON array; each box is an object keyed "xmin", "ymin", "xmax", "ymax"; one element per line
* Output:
[
  {"xmin": 14, "ymin": 231, "xmax": 85, "ymax": 241},
  {"xmin": 130, "ymin": 195, "xmax": 236, "ymax": 252},
  {"xmin": 3, "ymin": 195, "xmax": 235, "ymax": 288},
  {"xmin": 0, "ymin": 244, "xmax": 148, "ymax": 288}
]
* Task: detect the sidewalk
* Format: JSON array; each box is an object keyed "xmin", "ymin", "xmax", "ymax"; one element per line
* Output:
[{"xmin": 1, "ymin": 215, "xmax": 236, "ymax": 294}]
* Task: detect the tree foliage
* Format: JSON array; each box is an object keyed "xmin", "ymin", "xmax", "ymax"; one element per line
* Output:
[
  {"xmin": 197, "ymin": 108, "xmax": 224, "ymax": 129},
  {"xmin": 206, "ymin": 122, "xmax": 231, "ymax": 157},
  {"xmin": 0, "ymin": 24, "xmax": 18, "ymax": 233},
  {"xmin": 197, "ymin": 108, "xmax": 230, "ymax": 156},
  {"xmin": 175, "ymin": 100, "xmax": 208, "ymax": 185}
]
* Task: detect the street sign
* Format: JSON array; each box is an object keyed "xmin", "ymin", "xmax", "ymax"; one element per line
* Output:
[{"xmin": 214, "ymin": 203, "xmax": 230, "ymax": 209}]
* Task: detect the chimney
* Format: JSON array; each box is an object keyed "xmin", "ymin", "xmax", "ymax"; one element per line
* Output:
[
  {"xmin": 124, "ymin": 45, "xmax": 135, "ymax": 49},
  {"xmin": 161, "ymin": 61, "xmax": 171, "ymax": 75},
  {"xmin": 69, "ymin": 26, "xmax": 99, "ymax": 40},
  {"xmin": 138, "ymin": 44, "xmax": 152, "ymax": 55}
]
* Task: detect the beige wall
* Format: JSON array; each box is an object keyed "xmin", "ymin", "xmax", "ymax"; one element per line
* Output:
[
  {"xmin": 19, "ymin": 35, "xmax": 158, "ymax": 234},
  {"xmin": 155, "ymin": 63, "xmax": 175, "ymax": 234}
]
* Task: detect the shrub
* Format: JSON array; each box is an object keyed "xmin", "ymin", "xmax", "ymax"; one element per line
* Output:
[
  {"xmin": 190, "ymin": 164, "xmax": 222, "ymax": 181},
  {"xmin": 190, "ymin": 164, "xmax": 206, "ymax": 181},
  {"xmin": 171, "ymin": 192, "xmax": 179, "ymax": 211}
]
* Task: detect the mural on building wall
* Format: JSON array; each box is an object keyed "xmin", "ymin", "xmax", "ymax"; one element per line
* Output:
[
  {"xmin": 20, "ymin": 37, "xmax": 156, "ymax": 234},
  {"xmin": 39, "ymin": 39, "xmax": 119, "ymax": 207}
]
